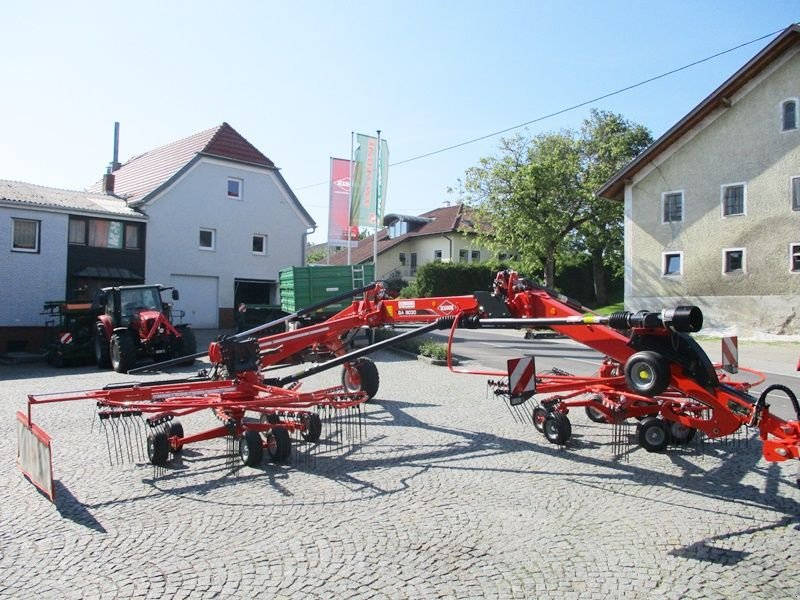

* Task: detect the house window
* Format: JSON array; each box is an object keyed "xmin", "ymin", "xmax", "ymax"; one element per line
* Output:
[
  {"xmin": 399, "ymin": 252, "xmax": 406, "ymax": 266},
  {"xmin": 410, "ymin": 253, "xmax": 417, "ymax": 275},
  {"xmin": 721, "ymin": 183, "xmax": 745, "ymax": 216},
  {"xmin": 434, "ymin": 250, "xmax": 442, "ymax": 262},
  {"xmin": 791, "ymin": 243, "xmax": 800, "ymax": 273},
  {"xmin": 124, "ymin": 224, "xmax": 139, "ymax": 249},
  {"xmin": 88, "ymin": 220, "xmax": 123, "ymax": 248},
  {"xmin": 227, "ymin": 178, "xmax": 243, "ymax": 199},
  {"xmin": 723, "ymin": 248, "xmax": 745, "ymax": 274},
  {"xmin": 252, "ymin": 234, "xmax": 267, "ymax": 255},
  {"xmin": 662, "ymin": 251, "xmax": 683, "ymax": 276},
  {"xmin": 662, "ymin": 191, "xmax": 684, "ymax": 223},
  {"xmin": 792, "ymin": 177, "xmax": 800, "ymax": 211},
  {"xmin": 459, "ymin": 249, "xmax": 468, "ymax": 263},
  {"xmin": 471, "ymin": 250, "xmax": 480, "ymax": 262},
  {"xmin": 199, "ymin": 228, "xmax": 216, "ymax": 250},
  {"xmin": 68, "ymin": 218, "xmax": 86, "ymax": 244},
  {"xmin": 782, "ymin": 99, "xmax": 798, "ymax": 131},
  {"xmin": 12, "ymin": 218, "xmax": 40, "ymax": 252}
]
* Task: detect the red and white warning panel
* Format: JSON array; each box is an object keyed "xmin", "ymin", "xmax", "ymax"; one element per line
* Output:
[
  {"xmin": 507, "ymin": 356, "xmax": 537, "ymax": 397},
  {"xmin": 722, "ymin": 336, "xmax": 738, "ymax": 374},
  {"xmin": 16, "ymin": 411, "xmax": 55, "ymax": 502}
]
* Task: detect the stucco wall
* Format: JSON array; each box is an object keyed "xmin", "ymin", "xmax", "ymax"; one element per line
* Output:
[
  {"xmin": 626, "ymin": 48, "xmax": 800, "ymax": 334},
  {"xmin": 0, "ymin": 207, "xmax": 68, "ymax": 327},
  {"xmin": 143, "ymin": 158, "xmax": 310, "ymax": 313}
]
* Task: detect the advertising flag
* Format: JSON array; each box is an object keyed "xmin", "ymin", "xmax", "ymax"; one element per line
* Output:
[
  {"xmin": 378, "ymin": 138, "xmax": 389, "ymax": 222},
  {"xmin": 328, "ymin": 158, "xmax": 357, "ymax": 246},
  {"xmin": 351, "ymin": 134, "xmax": 379, "ymax": 227}
]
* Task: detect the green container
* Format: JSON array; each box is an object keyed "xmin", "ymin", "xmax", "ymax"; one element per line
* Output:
[{"xmin": 279, "ymin": 265, "xmax": 375, "ymax": 320}]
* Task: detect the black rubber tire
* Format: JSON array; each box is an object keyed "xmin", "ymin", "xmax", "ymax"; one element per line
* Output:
[
  {"xmin": 176, "ymin": 327, "xmax": 197, "ymax": 365},
  {"xmin": 624, "ymin": 351, "xmax": 670, "ymax": 397},
  {"xmin": 239, "ymin": 430, "xmax": 264, "ymax": 467},
  {"xmin": 166, "ymin": 421, "xmax": 184, "ymax": 454},
  {"xmin": 341, "ymin": 358, "xmax": 380, "ymax": 400},
  {"xmin": 637, "ymin": 417, "xmax": 670, "ymax": 453},
  {"xmin": 266, "ymin": 428, "xmax": 291, "ymax": 463},
  {"xmin": 532, "ymin": 407, "xmax": 548, "ymax": 433},
  {"xmin": 95, "ymin": 323, "xmax": 111, "ymax": 368},
  {"xmin": 110, "ymin": 332, "xmax": 137, "ymax": 373},
  {"xmin": 147, "ymin": 430, "xmax": 169, "ymax": 466},
  {"xmin": 669, "ymin": 421, "xmax": 696, "ymax": 445},
  {"xmin": 543, "ymin": 413, "xmax": 572, "ymax": 445},
  {"xmin": 585, "ymin": 396, "xmax": 608, "ymax": 423},
  {"xmin": 301, "ymin": 413, "xmax": 322, "ymax": 443}
]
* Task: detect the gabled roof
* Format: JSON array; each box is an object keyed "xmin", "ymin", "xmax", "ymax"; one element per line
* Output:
[
  {"xmin": 598, "ymin": 24, "xmax": 800, "ymax": 201},
  {"xmin": 88, "ymin": 122, "xmax": 276, "ymax": 205},
  {"xmin": 0, "ymin": 179, "xmax": 144, "ymax": 219},
  {"xmin": 327, "ymin": 203, "xmax": 475, "ymax": 265}
]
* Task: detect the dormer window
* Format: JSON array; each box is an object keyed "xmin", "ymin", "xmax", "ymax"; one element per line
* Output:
[
  {"xmin": 388, "ymin": 219, "xmax": 408, "ymax": 239},
  {"xmin": 782, "ymin": 99, "xmax": 798, "ymax": 131}
]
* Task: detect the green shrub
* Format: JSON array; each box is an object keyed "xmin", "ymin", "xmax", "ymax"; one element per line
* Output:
[{"xmin": 417, "ymin": 340, "xmax": 448, "ymax": 360}]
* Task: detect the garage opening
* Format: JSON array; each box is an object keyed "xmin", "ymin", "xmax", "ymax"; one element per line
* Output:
[{"xmin": 234, "ymin": 279, "xmax": 285, "ymax": 332}]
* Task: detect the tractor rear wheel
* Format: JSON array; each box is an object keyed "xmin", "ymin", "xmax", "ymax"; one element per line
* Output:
[
  {"xmin": 266, "ymin": 428, "xmax": 291, "ymax": 463},
  {"xmin": 543, "ymin": 413, "xmax": 572, "ymax": 445},
  {"xmin": 95, "ymin": 323, "xmax": 111, "ymax": 368},
  {"xmin": 147, "ymin": 431, "xmax": 169, "ymax": 466},
  {"xmin": 175, "ymin": 327, "xmax": 197, "ymax": 366},
  {"xmin": 341, "ymin": 358, "xmax": 380, "ymax": 400},
  {"xmin": 637, "ymin": 417, "xmax": 670, "ymax": 452},
  {"xmin": 239, "ymin": 430, "xmax": 264, "ymax": 467},
  {"xmin": 110, "ymin": 332, "xmax": 137, "ymax": 373}
]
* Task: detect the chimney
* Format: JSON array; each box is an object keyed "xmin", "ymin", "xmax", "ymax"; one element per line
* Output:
[
  {"xmin": 102, "ymin": 167, "xmax": 115, "ymax": 194},
  {"xmin": 110, "ymin": 121, "xmax": 122, "ymax": 172}
]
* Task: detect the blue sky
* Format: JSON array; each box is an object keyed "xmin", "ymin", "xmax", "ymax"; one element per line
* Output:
[{"xmin": 2, "ymin": 1, "xmax": 798, "ymax": 244}]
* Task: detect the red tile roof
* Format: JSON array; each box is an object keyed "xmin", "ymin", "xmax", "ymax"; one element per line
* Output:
[
  {"xmin": 327, "ymin": 203, "xmax": 474, "ymax": 265},
  {"xmin": 88, "ymin": 122, "xmax": 275, "ymax": 204}
]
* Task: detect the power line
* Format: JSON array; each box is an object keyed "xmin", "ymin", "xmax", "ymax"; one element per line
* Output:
[{"xmin": 294, "ymin": 26, "xmax": 787, "ymax": 191}]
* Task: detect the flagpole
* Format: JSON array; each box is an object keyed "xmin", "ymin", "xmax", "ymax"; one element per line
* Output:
[
  {"xmin": 347, "ymin": 131, "xmax": 354, "ymax": 266},
  {"xmin": 374, "ymin": 130, "xmax": 381, "ymax": 269}
]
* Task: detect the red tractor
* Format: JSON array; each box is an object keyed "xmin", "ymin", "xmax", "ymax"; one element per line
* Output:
[{"xmin": 94, "ymin": 284, "xmax": 197, "ymax": 373}]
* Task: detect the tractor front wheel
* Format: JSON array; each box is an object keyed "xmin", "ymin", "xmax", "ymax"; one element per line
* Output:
[
  {"xmin": 95, "ymin": 323, "xmax": 111, "ymax": 368},
  {"xmin": 341, "ymin": 358, "xmax": 380, "ymax": 400},
  {"xmin": 176, "ymin": 327, "xmax": 197, "ymax": 366},
  {"xmin": 110, "ymin": 332, "xmax": 137, "ymax": 373}
]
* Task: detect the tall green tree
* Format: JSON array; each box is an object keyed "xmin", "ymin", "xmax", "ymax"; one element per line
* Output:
[
  {"xmin": 458, "ymin": 110, "xmax": 652, "ymax": 300},
  {"xmin": 578, "ymin": 110, "xmax": 653, "ymax": 304}
]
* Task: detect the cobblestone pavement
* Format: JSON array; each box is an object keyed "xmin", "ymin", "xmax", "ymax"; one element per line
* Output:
[{"xmin": 1, "ymin": 351, "xmax": 799, "ymax": 599}]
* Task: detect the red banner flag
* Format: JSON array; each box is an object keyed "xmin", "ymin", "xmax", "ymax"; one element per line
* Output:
[{"xmin": 328, "ymin": 158, "xmax": 358, "ymax": 246}]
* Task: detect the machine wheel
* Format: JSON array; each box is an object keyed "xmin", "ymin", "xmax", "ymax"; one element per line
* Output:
[
  {"xmin": 110, "ymin": 332, "xmax": 137, "ymax": 373},
  {"xmin": 543, "ymin": 413, "xmax": 572, "ymax": 445},
  {"xmin": 266, "ymin": 428, "xmax": 291, "ymax": 463},
  {"xmin": 669, "ymin": 422, "xmax": 697, "ymax": 445},
  {"xmin": 637, "ymin": 417, "xmax": 670, "ymax": 453},
  {"xmin": 176, "ymin": 328, "xmax": 197, "ymax": 365},
  {"xmin": 239, "ymin": 430, "xmax": 264, "ymax": 467},
  {"xmin": 95, "ymin": 323, "xmax": 111, "ymax": 368},
  {"xmin": 624, "ymin": 351, "xmax": 670, "ymax": 397},
  {"xmin": 166, "ymin": 421, "xmax": 184, "ymax": 453},
  {"xmin": 532, "ymin": 407, "xmax": 548, "ymax": 433},
  {"xmin": 341, "ymin": 358, "xmax": 380, "ymax": 400},
  {"xmin": 301, "ymin": 413, "xmax": 322, "ymax": 443},
  {"xmin": 585, "ymin": 396, "xmax": 608, "ymax": 423},
  {"xmin": 147, "ymin": 430, "xmax": 169, "ymax": 466}
]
